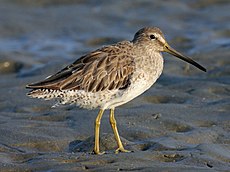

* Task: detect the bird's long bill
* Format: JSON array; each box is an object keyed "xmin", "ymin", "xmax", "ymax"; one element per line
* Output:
[{"xmin": 164, "ymin": 43, "xmax": 206, "ymax": 72}]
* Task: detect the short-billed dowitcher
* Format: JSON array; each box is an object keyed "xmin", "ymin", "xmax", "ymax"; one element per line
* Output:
[{"xmin": 26, "ymin": 27, "xmax": 206, "ymax": 154}]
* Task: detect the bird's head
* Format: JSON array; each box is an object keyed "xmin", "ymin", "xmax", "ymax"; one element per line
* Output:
[{"xmin": 132, "ymin": 27, "xmax": 206, "ymax": 72}]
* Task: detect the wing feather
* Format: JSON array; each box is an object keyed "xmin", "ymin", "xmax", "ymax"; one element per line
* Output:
[{"xmin": 26, "ymin": 41, "xmax": 135, "ymax": 93}]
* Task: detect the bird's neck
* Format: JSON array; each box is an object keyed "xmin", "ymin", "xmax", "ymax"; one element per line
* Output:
[{"xmin": 133, "ymin": 46, "xmax": 164, "ymax": 80}]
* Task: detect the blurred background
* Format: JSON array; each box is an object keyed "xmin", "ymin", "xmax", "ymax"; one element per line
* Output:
[{"xmin": 0, "ymin": 0, "xmax": 229, "ymax": 171}]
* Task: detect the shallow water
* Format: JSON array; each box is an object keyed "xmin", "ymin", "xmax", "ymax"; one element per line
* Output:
[{"xmin": 0, "ymin": 0, "xmax": 229, "ymax": 171}]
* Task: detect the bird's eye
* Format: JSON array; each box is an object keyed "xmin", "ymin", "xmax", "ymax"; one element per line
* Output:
[{"xmin": 150, "ymin": 34, "xmax": 156, "ymax": 40}]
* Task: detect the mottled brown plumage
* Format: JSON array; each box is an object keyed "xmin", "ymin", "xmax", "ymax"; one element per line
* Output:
[
  {"xmin": 27, "ymin": 41, "xmax": 135, "ymax": 93},
  {"xmin": 26, "ymin": 27, "xmax": 206, "ymax": 154}
]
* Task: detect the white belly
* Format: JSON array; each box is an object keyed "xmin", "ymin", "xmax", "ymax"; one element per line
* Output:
[
  {"xmin": 103, "ymin": 55, "xmax": 164, "ymax": 109},
  {"xmin": 103, "ymin": 72, "xmax": 162, "ymax": 109}
]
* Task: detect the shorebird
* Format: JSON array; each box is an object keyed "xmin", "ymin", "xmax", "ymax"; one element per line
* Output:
[{"xmin": 26, "ymin": 27, "xmax": 206, "ymax": 154}]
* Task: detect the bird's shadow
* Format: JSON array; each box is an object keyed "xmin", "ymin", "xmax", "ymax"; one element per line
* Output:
[{"xmin": 68, "ymin": 133, "xmax": 133, "ymax": 153}]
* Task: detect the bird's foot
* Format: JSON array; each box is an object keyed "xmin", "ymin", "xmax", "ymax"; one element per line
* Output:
[
  {"xmin": 115, "ymin": 147, "xmax": 131, "ymax": 154},
  {"xmin": 93, "ymin": 150, "xmax": 105, "ymax": 155}
]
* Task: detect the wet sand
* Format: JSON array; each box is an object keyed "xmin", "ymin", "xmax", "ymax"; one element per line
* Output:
[{"xmin": 0, "ymin": 1, "xmax": 230, "ymax": 171}]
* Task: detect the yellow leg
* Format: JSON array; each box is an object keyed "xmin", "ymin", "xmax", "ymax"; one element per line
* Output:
[
  {"xmin": 94, "ymin": 109, "xmax": 105, "ymax": 155},
  {"xmin": 109, "ymin": 108, "xmax": 130, "ymax": 153}
]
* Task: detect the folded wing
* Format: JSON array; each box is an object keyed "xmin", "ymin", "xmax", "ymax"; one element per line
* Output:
[{"xmin": 26, "ymin": 43, "xmax": 135, "ymax": 93}]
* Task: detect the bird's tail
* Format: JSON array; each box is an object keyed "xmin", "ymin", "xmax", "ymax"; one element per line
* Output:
[{"xmin": 27, "ymin": 89, "xmax": 59, "ymax": 100}]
